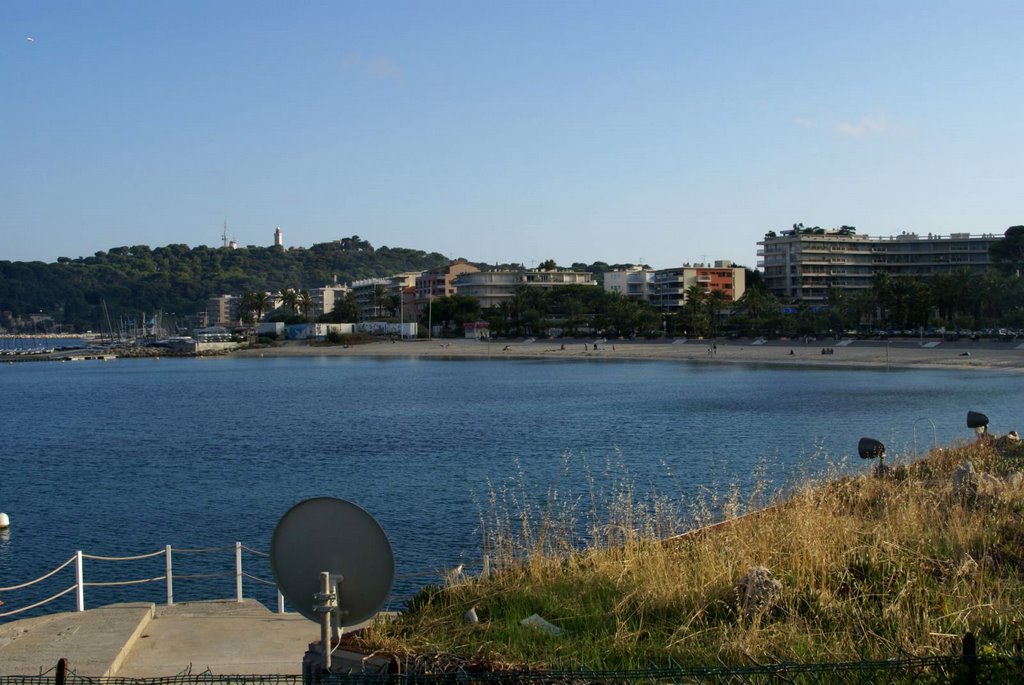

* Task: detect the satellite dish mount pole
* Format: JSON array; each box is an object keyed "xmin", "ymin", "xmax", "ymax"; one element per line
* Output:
[{"xmin": 313, "ymin": 571, "xmax": 338, "ymax": 671}]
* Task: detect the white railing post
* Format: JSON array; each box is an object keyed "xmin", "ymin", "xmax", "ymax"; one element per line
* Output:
[
  {"xmin": 277, "ymin": 589, "xmax": 285, "ymax": 614},
  {"xmin": 165, "ymin": 545, "xmax": 174, "ymax": 605},
  {"xmin": 75, "ymin": 551, "xmax": 85, "ymax": 612},
  {"xmin": 235, "ymin": 541, "xmax": 243, "ymax": 602}
]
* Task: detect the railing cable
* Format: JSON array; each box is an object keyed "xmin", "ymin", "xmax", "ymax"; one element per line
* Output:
[
  {"xmin": 0, "ymin": 555, "xmax": 76, "ymax": 592},
  {"xmin": 82, "ymin": 550, "xmax": 165, "ymax": 562},
  {"xmin": 0, "ymin": 585, "xmax": 77, "ymax": 619},
  {"xmin": 84, "ymin": 576, "xmax": 166, "ymax": 588},
  {"xmin": 239, "ymin": 545, "xmax": 269, "ymax": 557}
]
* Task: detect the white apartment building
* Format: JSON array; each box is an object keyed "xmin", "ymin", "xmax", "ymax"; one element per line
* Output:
[
  {"xmin": 603, "ymin": 263, "xmax": 745, "ymax": 311},
  {"xmin": 758, "ymin": 228, "xmax": 1000, "ymax": 303},
  {"xmin": 603, "ymin": 266, "xmax": 656, "ymax": 301},
  {"xmin": 310, "ymin": 284, "xmax": 351, "ymax": 319},
  {"xmin": 349, "ymin": 278, "xmax": 392, "ymax": 320},
  {"xmin": 453, "ymin": 269, "xmax": 596, "ymax": 309}
]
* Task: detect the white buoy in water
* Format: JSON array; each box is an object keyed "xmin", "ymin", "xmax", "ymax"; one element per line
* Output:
[{"xmin": 0, "ymin": 513, "xmax": 9, "ymax": 529}]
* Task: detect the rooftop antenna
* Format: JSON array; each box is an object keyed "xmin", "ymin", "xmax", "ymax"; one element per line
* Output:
[{"xmin": 270, "ymin": 497, "xmax": 395, "ymax": 675}]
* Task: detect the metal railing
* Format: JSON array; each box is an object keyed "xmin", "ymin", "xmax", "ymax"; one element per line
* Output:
[{"xmin": 0, "ymin": 542, "xmax": 283, "ymax": 620}]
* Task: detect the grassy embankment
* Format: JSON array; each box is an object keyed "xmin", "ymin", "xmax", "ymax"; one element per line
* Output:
[{"xmin": 354, "ymin": 439, "xmax": 1024, "ymax": 670}]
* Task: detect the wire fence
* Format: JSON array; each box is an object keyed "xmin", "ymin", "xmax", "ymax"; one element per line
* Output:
[{"xmin": 3, "ymin": 653, "xmax": 1024, "ymax": 685}]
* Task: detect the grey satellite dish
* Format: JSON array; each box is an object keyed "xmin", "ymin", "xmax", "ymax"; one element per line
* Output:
[{"xmin": 270, "ymin": 497, "xmax": 394, "ymax": 628}]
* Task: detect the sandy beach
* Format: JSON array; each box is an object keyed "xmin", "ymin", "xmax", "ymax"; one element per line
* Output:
[{"xmin": 233, "ymin": 337, "xmax": 1024, "ymax": 372}]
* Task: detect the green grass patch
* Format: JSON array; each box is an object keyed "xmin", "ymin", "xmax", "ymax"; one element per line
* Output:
[{"xmin": 355, "ymin": 439, "xmax": 1024, "ymax": 669}]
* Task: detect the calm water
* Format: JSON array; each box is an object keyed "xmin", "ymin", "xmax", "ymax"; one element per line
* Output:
[{"xmin": 1, "ymin": 356, "xmax": 1021, "ymax": 620}]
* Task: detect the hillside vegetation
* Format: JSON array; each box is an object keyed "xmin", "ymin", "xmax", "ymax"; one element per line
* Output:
[
  {"xmin": 0, "ymin": 237, "xmax": 447, "ymax": 331},
  {"xmin": 355, "ymin": 438, "xmax": 1024, "ymax": 670}
]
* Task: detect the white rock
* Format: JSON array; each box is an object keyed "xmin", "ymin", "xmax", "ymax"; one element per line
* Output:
[{"xmin": 520, "ymin": 613, "xmax": 562, "ymax": 635}]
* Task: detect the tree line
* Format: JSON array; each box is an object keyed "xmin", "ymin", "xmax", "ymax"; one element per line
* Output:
[
  {"xmin": 0, "ymin": 237, "xmax": 447, "ymax": 332},
  {"xmin": 4, "ymin": 227, "xmax": 1022, "ymax": 337}
]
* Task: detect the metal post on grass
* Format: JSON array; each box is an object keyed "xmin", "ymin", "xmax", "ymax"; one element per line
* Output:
[
  {"xmin": 75, "ymin": 551, "xmax": 85, "ymax": 612},
  {"xmin": 165, "ymin": 545, "xmax": 173, "ymax": 605},
  {"xmin": 235, "ymin": 541, "xmax": 243, "ymax": 602},
  {"xmin": 963, "ymin": 632, "xmax": 978, "ymax": 685}
]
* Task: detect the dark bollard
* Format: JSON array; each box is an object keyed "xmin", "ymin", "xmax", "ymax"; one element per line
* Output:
[{"xmin": 56, "ymin": 658, "xmax": 68, "ymax": 685}]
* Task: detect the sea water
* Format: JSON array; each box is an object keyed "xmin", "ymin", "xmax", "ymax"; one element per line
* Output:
[{"xmin": 1, "ymin": 356, "xmax": 1021, "ymax": 619}]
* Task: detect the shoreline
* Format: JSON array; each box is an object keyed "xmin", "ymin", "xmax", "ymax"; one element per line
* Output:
[{"xmin": 232, "ymin": 337, "xmax": 1024, "ymax": 372}]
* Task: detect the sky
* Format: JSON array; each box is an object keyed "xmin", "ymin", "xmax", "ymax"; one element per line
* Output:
[{"xmin": 2, "ymin": 1, "xmax": 1022, "ymax": 270}]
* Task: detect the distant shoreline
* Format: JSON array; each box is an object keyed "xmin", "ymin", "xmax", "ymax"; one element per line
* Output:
[{"xmin": 233, "ymin": 337, "xmax": 1024, "ymax": 373}]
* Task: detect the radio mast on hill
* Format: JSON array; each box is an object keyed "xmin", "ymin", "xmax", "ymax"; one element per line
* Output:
[{"xmin": 221, "ymin": 221, "xmax": 237, "ymax": 249}]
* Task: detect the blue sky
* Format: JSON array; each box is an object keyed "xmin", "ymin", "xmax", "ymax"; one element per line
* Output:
[{"xmin": 2, "ymin": 1, "xmax": 1021, "ymax": 270}]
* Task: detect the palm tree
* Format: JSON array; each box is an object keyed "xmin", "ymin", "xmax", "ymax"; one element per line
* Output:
[
  {"xmin": 248, "ymin": 291, "xmax": 271, "ymax": 325},
  {"xmin": 279, "ymin": 288, "xmax": 299, "ymax": 318},
  {"xmin": 704, "ymin": 289, "xmax": 731, "ymax": 336},
  {"xmin": 684, "ymin": 284, "xmax": 707, "ymax": 337},
  {"xmin": 239, "ymin": 291, "xmax": 272, "ymax": 341},
  {"xmin": 239, "ymin": 292, "xmax": 260, "ymax": 327},
  {"xmin": 870, "ymin": 272, "xmax": 893, "ymax": 328},
  {"xmin": 372, "ymin": 284, "xmax": 389, "ymax": 319},
  {"xmin": 297, "ymin": 289, "xmax": 313, "ymax": 322}
]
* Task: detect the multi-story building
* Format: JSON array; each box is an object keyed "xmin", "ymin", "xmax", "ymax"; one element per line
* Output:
[
  {"xmin": 388, "ymin": 272, "xmax": 420, "ymax": 324},
  {"xmin": 206, "ymin": 294, "xmax": 240, "ymax": 327},
  {"xmin": 349, "ymin": 278, "xmax": 392, "ymax": 320},
  {"xmin": 310, "ymin": 284, "xmax": 351, "ymax": 319},
  {"xmin": 414, "ymin": 259, "xmax": 480, "ymax": 317},
  {"xmin": 758, "ymin": 228, "xmax": 1000, "ymax": 303},
  {"xmin": 603, "ymin": 266, "xmax": 656, "ymax": 301},
  {"xmin": 647, "ymin": 262, "xmax": 746, "ymax": 311},
  {"xmin": 603, "ymin": 263, "xmax": 744, "ymax": 311},
  {"xmin": 453, "ymin": 269, "xmax": 596, "ymax": 309}
]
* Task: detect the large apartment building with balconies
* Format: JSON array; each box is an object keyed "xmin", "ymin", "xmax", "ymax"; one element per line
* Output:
[
  {"xmin": 453, "ymin": 269, "xmax": 596, "ymax": 309},
  {"xmin": 758, "ymin": 228, "xmax": 1000, "ymax": 303},
  {"xmin": 649, "ymin": 262, "xmax": 745, "ymax": 311},
  {"xmin": 603, "ymin": 262, "xmax": 745, "ymax": 311}
]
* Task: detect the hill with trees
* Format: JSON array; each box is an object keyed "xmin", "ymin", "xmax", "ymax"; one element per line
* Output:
[{"xmin": 0, "ymin": 236, "xmax": 448, "ymax": 332}]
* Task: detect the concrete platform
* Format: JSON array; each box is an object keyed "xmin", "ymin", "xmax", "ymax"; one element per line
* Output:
[
  {"xmin": 0, "ymin": 600, "xmax": 322, "ymax": 677},
  {"xmin": 0, "ymin": 602, "xmax": 155, "ymax": 677}
]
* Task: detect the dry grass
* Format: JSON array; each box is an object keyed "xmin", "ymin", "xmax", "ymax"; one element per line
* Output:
[{"xmin": 355, "ymin": 439, "xmax": 1024, "ymax": 669}]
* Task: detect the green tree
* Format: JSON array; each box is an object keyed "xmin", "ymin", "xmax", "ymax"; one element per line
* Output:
[
  {"xmin": 704, "ymin": 289, "xmax": 731, "ymax": 336},
  {"xmin": 297, "ymin": 289, "xmax": 313, "ymax": 322},
  {"xmin": 990, "ymin": 225, "xmax": 1024, "ymax": 277},
  {"xmin": 279, "ymin": 288, "xmax": 299, "ymax": 316},
  {"xmin": 421, "ymin": 295, "xmax": 481, "ymax": 334},
  {"xmin": 682, "ymin": 284, "xmax": 708, "ymax": 337},
  {"xmin": 372, "ymin": 284, "xmax": 390, "ymax": 319},
  {"xmin": 325, "ymin": 293, "xmax": 360, "ymax": 323}
]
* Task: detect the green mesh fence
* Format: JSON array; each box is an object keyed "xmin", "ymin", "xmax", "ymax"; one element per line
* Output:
[{"xmin": 4, "ymin": 655, "xmax": 1024, "ymax": 685}]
